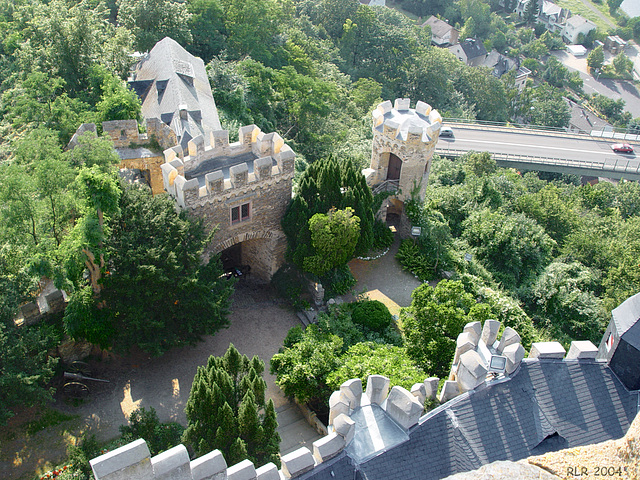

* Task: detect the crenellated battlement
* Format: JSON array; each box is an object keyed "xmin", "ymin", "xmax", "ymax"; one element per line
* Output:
[
  {"xmin": 161, "ymin": 125, "xmax": 295, "ymax": 210},
  {"xmin": 102, "ymin": 118, "xmax": 177, "ymax": 150},
  {"xmin": 372, "ymin": 98, "xmax": 443, "ymax": 145},
  {"xmin": 367, "ymin": 99, "xmax": 443, "ymax": 205}
]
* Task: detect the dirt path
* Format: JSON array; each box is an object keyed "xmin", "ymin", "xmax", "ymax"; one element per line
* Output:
[{"xmin": 1, "ymin": 282, "xmax": 303, "ymax": 480}]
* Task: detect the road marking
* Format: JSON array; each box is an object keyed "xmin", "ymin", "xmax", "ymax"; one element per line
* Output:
[{"xmin": 460, "ymin": 138, "xmax": 623, "ymax": 156}]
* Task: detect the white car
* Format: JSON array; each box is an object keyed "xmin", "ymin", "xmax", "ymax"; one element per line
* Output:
[{"xmin": 439, "ymin": 126, "xmax": 454, "ymax": 137}]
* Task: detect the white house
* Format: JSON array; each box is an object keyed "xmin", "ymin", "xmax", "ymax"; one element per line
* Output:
[
  {"xmin": 562, "ymin": 15, "xmax": 597, "ymax": 44},
  {"xmin": 422, "ymin": 16, "xmax": 459, "ymax": 47}
]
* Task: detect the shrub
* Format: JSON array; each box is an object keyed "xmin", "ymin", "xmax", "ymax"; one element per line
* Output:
[
  {"xmin": 351, "ymin": 300, "xmax": 392, "ymax": 332},
  {"xmin": 372, "ymin": 219, "xmax": 394, "ymax": 250},
  {"xmin": 320, "ymin": 264, "xmax": 356, "ymax": 297},
  {"xmin": 271, "ymin": 264, "xmax": 310, "ymax": 310},
  {"xmin": 396, "ymin": 239, "xmax": 435, "ymax": 281},
  {"xmin": 119, "ymin": 407, "xmax": 184, "ymax": 456}
]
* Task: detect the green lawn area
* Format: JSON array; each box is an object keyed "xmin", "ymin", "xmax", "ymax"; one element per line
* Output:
[{"xmin": 556, "ymin": 0, "xmax": 617, "ymax": 33}]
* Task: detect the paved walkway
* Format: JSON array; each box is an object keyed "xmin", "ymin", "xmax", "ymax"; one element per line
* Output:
[
  {"xmin": 1, "ymin": 282, "xmax": 320, "ymax": 479},
  {"xmin": 347, "ymin": 235, "xmax": 424, "ymax": 308}
]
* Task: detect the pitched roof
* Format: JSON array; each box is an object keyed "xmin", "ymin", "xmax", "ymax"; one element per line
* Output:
[
  {"xmin": 612, "ymin": 292, "xmax": 640, "ymax": 348},
  {"xmin": 565, "ymin": 14, "xmax": 596, "ymax": 29},
  {"xmin": 422, "ymin": 16, "xmax": 455, "ymax": 38},
  {"xmin": 303, "ymin": 360, "xmax": 639, "ymax": 479},
  {"xmin": 129, "ymin": 37, "xmax": 221, "ymax": 150},
  {"xmin": 459, "ymin": 38, "xmax": 487, "ymax": 60}
]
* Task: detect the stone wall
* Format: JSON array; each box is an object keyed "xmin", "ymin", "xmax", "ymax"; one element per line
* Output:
[
  {"xmin": 90, "ymin": 374, "xmax": 438, "ymax": 480},
  {"xmin": 368, "ymin": 98, "xmax": 442, "ymax": 204},
  {"xmin": 161, "ymin": 125, "xmax": 295, "ymax": 281}
]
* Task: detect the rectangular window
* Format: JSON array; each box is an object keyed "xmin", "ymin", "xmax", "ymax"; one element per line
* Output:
[{"xmin": 231, "ymin": 202, "xmax": 251, "ymax": 225}]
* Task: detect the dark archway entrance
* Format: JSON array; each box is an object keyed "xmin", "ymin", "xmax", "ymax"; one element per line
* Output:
[{"xmin": 387, "ymin": 153, "xmax": 402, "ymax": 181}]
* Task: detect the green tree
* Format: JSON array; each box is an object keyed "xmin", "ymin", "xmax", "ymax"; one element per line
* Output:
[
  {"xmin": 462, "ymin": 209, "xmax": 555, "ymax": 289},
  {"xmin": 587, "ymin": 45, "xmax": 604, "ymax": 71},
  {"xmin": 184, "ymin": 345, "xmax": 280, "ymax": 467},
  {"xmin": 612, "ymin": 52, "xmax": 633, "ymax": 76},
  {"xmin": 117, "ymin": 0, "xmax": 192, "ymax": 52},
  {"xmin": 607, "ymin": 0, "xmax": 623, "ymax": 15},
  {"xmin": 526, "ymin": 261, "xmax": 608, "ymax": 344},
  {"xmin": 282, "ymin": 157, "xmax": 375, "ymax": 269},
  {"xmin": 120, "ymin": 407, "xmax": 184, "ymax": 456},
  {"xmin": 400, "ymin": 280, "xmax": 486, "ymax": 377},
  {"xmin": 523, "ymin": 0, "xmax": 539, "ymax": 22},
  {"xmin": 303, "ymin": 207, "xmax": 361, "ymax": 276},
  {"xmin": 516, "ymin": 185, "xmax": 578, "ymax": 245},
  {"xmin": 96, "ymin": 72, "xmax": 142, "ymax": 123},
  {"xmin": 271, "ymin": 324, "xmax": 343, "ymax": 404},
  {"xmin": 0, "ymin": 248, "xmax": 58, "ymax": 425},
  {"xmin": 219, "ymin": 0, "xmax": 284, "ymax": 66},
  {"xmin": 92, "ymin": 184, "xmax": 233, "ymax": 354},
  {"xmin": 327, "ymin": 343, "xmax": 427, "ymax": 393},
  {"xmin": 186, "ymin": 0, "xmax": 226, "ymax": 62}
]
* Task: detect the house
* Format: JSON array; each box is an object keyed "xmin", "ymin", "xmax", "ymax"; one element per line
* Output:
[
  {"xmin": 359, "ymin": 0, "xmax": 386, "ymax": 5},
  {"xmin": 90, "ymin": 292, "xmax": 640, "ymax": 480},
  {"xmin": 562, "ymin": 15, "xmax": 597, "ymax": 44},
  {"xmin": 566, "ymin": 98, "xmax": 612, "ymax": 134},
  {"xmin": 422, "ymin": 16, "xmax": 459, "ymax": 47},
  {"xmin": 538, "ymin": 0, "xmax": 570, "ymax": 33},
  {"xmin": 448, "ymin": 38, "xmax": 488, "ymax": 66},
  {"xmin": 480, "ymin": 51, "xmax": 531, "ymax": 91}
]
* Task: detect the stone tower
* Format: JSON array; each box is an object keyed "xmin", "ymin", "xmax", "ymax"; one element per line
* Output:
[{"xmin": 364, "ymin": 98, "xmax": 442, "ymax": 226}]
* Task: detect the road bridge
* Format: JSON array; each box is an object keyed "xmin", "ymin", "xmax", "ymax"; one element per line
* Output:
[{"xmin": 435, "ymin": 122, "xmax": 640, "ymax": 181}]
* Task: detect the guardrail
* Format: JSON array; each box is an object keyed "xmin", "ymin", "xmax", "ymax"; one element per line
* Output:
[
  {"xmin": 442, "ymin": 118, "xmax": 640, "ymax": 144},
  {"xmin": 435, "ymin": 148, "xmax": 640, "ymax": 180},
  {"xmin": 372, "ymin": 179, "xmax": 399, "ymax": 194}
]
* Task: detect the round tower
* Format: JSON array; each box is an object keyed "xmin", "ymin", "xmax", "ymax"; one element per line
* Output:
[{"xmin": 365, "ymin": 98, "xmax": 442, "ymax": 208}]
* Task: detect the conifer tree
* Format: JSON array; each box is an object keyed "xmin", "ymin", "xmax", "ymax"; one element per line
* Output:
[
  {"xmin": 183, "ymin": 344, "xmax": 280, "ymax": 467},
  {"xmin": 282, "ymin": 156, "xmax": 375, "ymax": 271}
]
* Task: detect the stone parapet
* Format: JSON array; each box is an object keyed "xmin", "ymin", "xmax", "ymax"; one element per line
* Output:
[
  {"xmin": 369, "ymin": 98, "xmax": 442, "ymax": 203},
  {"xmin": 162, "ymin": 128, "xmax": 295, "ymax": 211}
]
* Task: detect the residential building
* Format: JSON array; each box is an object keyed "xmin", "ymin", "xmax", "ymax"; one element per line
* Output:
[
  {"xmin": 422, "ymin": 16, "xmax": 459, "ymax": 47},
  {"xmin": 448, "ymin": 38, "xmax": 488, "ymax": 66},
  {"xmin": 562, "ymin": 15, "xmax": 597, "ymax": 44},
  {"xmin": 538, "ymin": 0, "xmax": 570, "ymax": 33}
]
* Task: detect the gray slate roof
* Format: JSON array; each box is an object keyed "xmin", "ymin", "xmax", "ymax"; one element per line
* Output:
[
  {"xmin": 304, "ymin": 360, "xmax": 638, "ymax": 480},
  {"xmin": 129, "ymin": 37, "xmax": 221, "ymax": 150},
  {"xmin": 612, "ymin": 292, "xmax": 640, "ymax": 347},
  {"xmin": 459, "ymin": 38, "xmax": 487, "ymax": 60}
]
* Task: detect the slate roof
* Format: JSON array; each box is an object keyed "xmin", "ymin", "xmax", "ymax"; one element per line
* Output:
[
  {"xmin": 304, "ymin": 359, "xmax": 638, "ymax": 480},
  {"xmin": 612, "ymin": 292, "xmax": 640, "ymax": 347},
  {"xmin": 459, "ymin": 38, "xmax": 487, "ymax": 61},
  {"xmin": 129, "ymin": 37, "xmax": 221, "ymax": 150}
]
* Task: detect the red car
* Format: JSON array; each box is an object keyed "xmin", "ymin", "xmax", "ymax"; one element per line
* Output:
[{"xmin": 611, "ymin": 143, "xmax": 634, "ymax": 153}]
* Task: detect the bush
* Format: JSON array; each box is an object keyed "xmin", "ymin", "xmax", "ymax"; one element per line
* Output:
[
  {"xmin": 283, "ymin": 325, "xmax": 304, "ymax": 349},
  {"xmin": 319, "ymin": 303, "xmax": 403, "ymax": 350},
  {"xmin": 372, "ymin": 219, "xmax": 394, "ymax": 250},
  {"xmin": 320, "ymin": 264, "xmax": 356, "ymax": 297},
  {"xmin": 119, "ymin": 407, "xmax": 184, "ymax": 456},
  {"xmin": 396, "ymin": 239, "xmax": 435, "ymax": 281},
  {"xmin": 351, "ymin": 300, "xmax": 392, "ymax": 332}
]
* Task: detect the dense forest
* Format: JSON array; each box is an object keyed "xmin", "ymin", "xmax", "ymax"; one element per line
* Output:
[{"xmin": 1, "ymin": 0, "xmax": 639, "ymax": 427}]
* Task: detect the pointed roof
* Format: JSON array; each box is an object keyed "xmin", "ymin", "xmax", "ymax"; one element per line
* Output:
[{"xmin": 129, "ymin": 37, "xmax": 221, "ymax": 150}]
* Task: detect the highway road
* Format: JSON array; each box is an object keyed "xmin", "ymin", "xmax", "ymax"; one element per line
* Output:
[{"xmin": 435, "ymin": 124, "xmax": 640, "ymax": 180}]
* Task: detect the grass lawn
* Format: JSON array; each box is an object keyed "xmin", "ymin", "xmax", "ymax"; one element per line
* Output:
[{"xmin": 556, "ymin": 0, "xmax": 617, "ymax": 33}]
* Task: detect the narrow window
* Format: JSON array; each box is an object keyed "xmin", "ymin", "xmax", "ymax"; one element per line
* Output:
[{"xmin": 231, "ymin": 202, "xmax": 251, "ymax": 225}]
